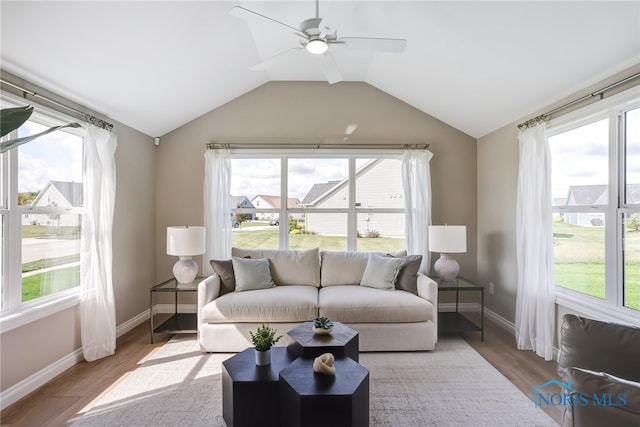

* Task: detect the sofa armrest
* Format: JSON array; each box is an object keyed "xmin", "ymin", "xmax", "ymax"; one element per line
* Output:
[
  {"xmin": 417, "ymin": 273, "xmax": 438, "ymax": 344},
  {"xmin": 197, "ymin": 274, "xmax": 221, "ymax": 327}
]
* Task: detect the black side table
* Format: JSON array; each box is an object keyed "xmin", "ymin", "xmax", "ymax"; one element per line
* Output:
[
  {"xmin": 437, "ymin": 277, "xmax": 484, "ymax": 341},
  {"xmin": 149, "ymin": 277, "xmax": 202, "ymax": 343}
]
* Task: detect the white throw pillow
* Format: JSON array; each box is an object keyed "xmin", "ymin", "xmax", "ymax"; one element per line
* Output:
[
  {"xmin": 360, "ymin": 253, "xmax": 402, "ymax": 290},
  {"xmin": 232, "ymin": 257, "xmax": 275, "ymax": 292}
]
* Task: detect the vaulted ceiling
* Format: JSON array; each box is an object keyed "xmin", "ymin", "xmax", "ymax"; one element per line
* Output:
[{"xmin": 1, "ymin": 1, "xmax": 639, "ymax": 138}]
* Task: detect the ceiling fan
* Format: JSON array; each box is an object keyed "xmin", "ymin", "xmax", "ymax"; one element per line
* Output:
[{"xmin": 230, "ymin": 0, "xmax": 407, "ymax": 84}]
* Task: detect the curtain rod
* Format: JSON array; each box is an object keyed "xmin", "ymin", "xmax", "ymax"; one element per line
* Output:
[
  {"xmin": 206, "ymin": 143, "xmax": 430, "ymax": 150},
  {"xmin": 517, "ymin": 72, "xmax": 640, "ymax": 130},
  {"xmin": 0, "ymin": 78, "xmax": 114, "ymax": 131}
]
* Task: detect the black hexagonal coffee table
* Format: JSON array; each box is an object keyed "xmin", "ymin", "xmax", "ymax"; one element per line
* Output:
[
  {"xmin": 279, "ymin": 356, "xmax": 369, "ymax": 427},
  {"xmin": 222, "ymin": 346, "xmax": 296, "ymax": 427},
  {"xmin": 221, "ymin": 322, "xmax": 369, "ymax": 427},
  {"xmin": 287, "ymin": 321, "xmax": 359, "ymax": 362}
]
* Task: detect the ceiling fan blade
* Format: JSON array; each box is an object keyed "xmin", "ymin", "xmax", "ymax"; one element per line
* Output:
[
  {"xmin": 230, "ymin": 6, "xmax": 301, "ymax": 34},
  {"xmin": 250, "ymin": 47, "xmax": 304, "ymax": 71},
  {"xmin": 336, "ymin": 37, "xmax": 407, "ymax": 53},
  {"xmin": 315, "ymin": 52, "xmax": 343, "ymax": 84}
]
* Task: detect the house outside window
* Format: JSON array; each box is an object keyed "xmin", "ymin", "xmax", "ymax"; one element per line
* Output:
[
  {"xmin": 549, "ymin": 87, "xmax": 639, "ymax": 318},
  {"xmin": 1, "ymin": 103, "xmax": 83, "ymax": 324},
  {"xmin": 229, "ymin": 154, "xmax": 405, "ymax": 252}
]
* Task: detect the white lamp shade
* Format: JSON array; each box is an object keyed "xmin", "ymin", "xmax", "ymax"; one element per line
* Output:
[
  {"xmin": 428, "ymin": 225, "xmax": 467, "ymax": 253},
  {"xmin": 166, "ymin": 226, "xmax": 206, "ymax": 256}
]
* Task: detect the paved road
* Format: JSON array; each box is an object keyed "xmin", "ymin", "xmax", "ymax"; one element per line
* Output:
[{"xmin": 22, "ymin": 238, "xmax": 80, "ymax": 263}]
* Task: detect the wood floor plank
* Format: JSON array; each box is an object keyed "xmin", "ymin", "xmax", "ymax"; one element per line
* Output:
[{"xmin": 2, "ymin": 316, "xmax": 562, "ymax": 426}]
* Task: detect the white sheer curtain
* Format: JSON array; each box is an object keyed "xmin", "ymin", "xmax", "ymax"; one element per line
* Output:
[
  {"xmin": 80, "ymin": 124, "xmax": 117, "ymax": 362},
  {"xmin": 402, "ymin": 149, "xmax": 434, "ymax": 274},
  {"xmin": 515, "ymin": 123, "xmax": 555, "ymax": 361},
  {"xmin": 203, "ymin": 148, "xmax": 232, "ymax": 274}
]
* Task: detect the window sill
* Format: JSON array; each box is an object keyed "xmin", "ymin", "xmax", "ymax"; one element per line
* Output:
[
  {"xmin": 555, "ymin": 289, "xmax": 640, "ymax": 327},
  {"xmin": 0, "ymin": 290, "xmax": 80, "ymax": 333}
]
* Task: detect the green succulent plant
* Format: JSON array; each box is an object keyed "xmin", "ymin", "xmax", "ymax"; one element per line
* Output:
[
  {"xmin": 249, "ymin": 323, "xmax": 282, "ymax": 352},
  {"xmin": 313, "ymin": 316, "xmax": 334, "ymax": 330},
  {"xmin": 1, "ymin": 106, "xmax": 81, "ymax": 154}
]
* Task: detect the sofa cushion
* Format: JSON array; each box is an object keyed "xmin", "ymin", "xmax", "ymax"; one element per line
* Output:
[
  {"xmin": 320, "ymin": 251, "xmax": 369, "ymax": 286},
  {"xmin": 563, "ymin": 367, "xmax": 640, "ymax": 427},
  {"xmin": 318, "ymin": 286, "xmax": 433, "ymax": 323},
  {"xmin": 232, "ymin": 257, "xmax": 274, "ymax": 292},
  {"xmin": 209, "ymin": 259, "xmax": 236, "ymax": 295},
  {"xmin": 232, "ymin": 247, "xmax": 320, "ymax": 287},
  {"xmin": 201, "ymin": 285, "xmax": 319, "ymax": 323},
  {"xmin": 559, "ymin": 314, "xmax": 640, "ymax": 383},
  {"xmin": 394, "ymin": 254, "xmax": 423, "ymax": 294},
  {"xmin": 360, "ymin": 253, "xmax": 402, "ymax": 290}
]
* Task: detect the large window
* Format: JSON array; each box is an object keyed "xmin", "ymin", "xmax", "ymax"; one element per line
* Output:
[
  {"xmin": 229, "ymin": 154, "xmax": 405, "ymax": 252},
  {"xmin": 549, "ymin": 89, "xmax": 639, "ymax": 315},
  {"xmin": 1, "ymin": 106, "xmax": 83, "ymax": 317}
]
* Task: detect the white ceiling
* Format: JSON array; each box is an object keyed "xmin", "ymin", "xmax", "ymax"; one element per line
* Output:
[{"xmin": 1, "ymin": 1, "xmax": 639, "ymax": 138}]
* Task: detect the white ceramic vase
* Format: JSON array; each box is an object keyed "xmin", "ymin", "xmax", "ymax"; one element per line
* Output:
[
  {"xmin": 312, "ymin": 326, "xmax": 333, "ymax": 335},
  {"xmin": 255, "ymin": 348, "xmax": 271, "ymax": 366}
]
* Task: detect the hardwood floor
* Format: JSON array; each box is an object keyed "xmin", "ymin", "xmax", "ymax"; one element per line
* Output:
[{"xmin": 1, "ymin": 315, "xmax": 562, "ymax": 426}]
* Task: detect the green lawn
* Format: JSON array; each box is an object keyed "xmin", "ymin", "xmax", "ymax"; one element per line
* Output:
[
  {"xmin": 22, "ymin": 254, "xmax": 80, "ymax": 273},
  {"xmin": 22, "ymin": 224, "xmax": 80, "ymax": 239},
  {"xmin": 232, "ymin": 229, "xmax": 405, "ymax": 252},
  {"xmin": 22, "ymin": 265, "xmax": 80, "ymax": 302},
  {"xmin": 553, "ymin": 221, "xmax": 640, "ymax": 310}
]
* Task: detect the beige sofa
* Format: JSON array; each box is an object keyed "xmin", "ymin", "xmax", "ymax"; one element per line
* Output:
[{"xmin": 197, "ymin": 247, "xmax": 438, "ymax": 352}]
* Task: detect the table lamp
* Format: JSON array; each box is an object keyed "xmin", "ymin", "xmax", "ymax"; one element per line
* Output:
[
  {"xmin": 428, "ymin": 225, "xmax": 467, "ymax": 282},
  {"xmin": 167, "ymin": 225, "xmax": 206, "ymax": 283}
]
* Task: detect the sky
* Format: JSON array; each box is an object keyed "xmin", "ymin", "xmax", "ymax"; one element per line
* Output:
[
  {"xmin": 549, "ymin": 107, "xmax": 640, "ymax": 202},
  {"xmin": 18, "ymin": 121, "xmax": 82, "ymax": 194}
]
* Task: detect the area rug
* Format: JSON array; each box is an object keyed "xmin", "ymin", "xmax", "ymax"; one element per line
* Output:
[{"xmin": 72, "ymin": 335, "xmax": 558, "ymax": 426}]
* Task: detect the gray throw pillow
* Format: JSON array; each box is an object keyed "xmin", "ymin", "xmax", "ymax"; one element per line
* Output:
[
  {"xmin": 232, "ymin": 257, "xmax": 275, "ymax": 292},
  {"xmin": 209, "ymin": 259, "xmax": 236, "ymax": 295},
  {"xmin": 360, "ymin": 253, "xmax": 402, "ymax": 290},
  {"xmin": 395, "ymin": 255, "xmax": 423, "ymax": 294}
]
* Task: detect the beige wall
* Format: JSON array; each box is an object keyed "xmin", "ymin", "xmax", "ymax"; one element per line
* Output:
[
  {"xmin": 477, "ymin": 64, "xmax": 640, "ymax": 326},
  {"xmin": 0, "ymin": 120, "xmax": 156, "ymax": 392},
  {"xmin": 156, "ymin": 81, "xmax": 478, "ymax": 281}
]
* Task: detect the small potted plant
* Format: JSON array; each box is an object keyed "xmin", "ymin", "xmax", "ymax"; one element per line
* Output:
[
  {"xmin": 249, "ymin": 323, "xmax": 282, "ymax": 366},
  {"xmin": 312, "ymin": 316, "xmax": 334, "ymax": 335}
]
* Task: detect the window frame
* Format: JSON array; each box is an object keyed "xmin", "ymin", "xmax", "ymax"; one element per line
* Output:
[
  {"xmin": 548, "ymin": 87, "xmax": 640, "ymax": 325},
  {"xmin": 0, "ymin": 98, "xmax": 84, "ymax": 332},
  {"xmin": 229, "ymin": 149, "xmax": 406, "ymax": 252}
]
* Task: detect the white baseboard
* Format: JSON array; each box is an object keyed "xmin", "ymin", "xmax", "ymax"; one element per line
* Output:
[
  {"xmin": 0, "ymin": 347, "xmax": 84, "ymax": 411},
  {"xmin": 0, "ymin": 309, "xmax": 151, "ymax": 411}
]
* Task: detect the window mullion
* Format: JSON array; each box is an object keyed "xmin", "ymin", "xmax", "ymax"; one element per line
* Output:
[
  {"xmin": 347, "ymin": 158, "xmax": 356, "ymax": 251},
  {"xmin": 280, "ymin": 156, "xmax": 288, "ymax": 249},
  {"xmin": 604, "ymin": 111, "xmax": 620, "ymax": 307},
  {"xmin": 4, "ymin": 146, "xmax": 21, "ymax": 310}
]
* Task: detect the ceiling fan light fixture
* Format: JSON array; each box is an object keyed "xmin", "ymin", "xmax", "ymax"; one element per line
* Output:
[{"xmin": 306, "ymin": 38, "xmax": 328, "ymax": 55}]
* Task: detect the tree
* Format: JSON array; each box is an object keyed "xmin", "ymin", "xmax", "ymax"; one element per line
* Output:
[
  {"xmin": 17, "ymin": 192, "xmax": 38, "ymax": 206},
  {"xmin": 628, "ymin": 213, "xmax": 640, "ymax": 231}
]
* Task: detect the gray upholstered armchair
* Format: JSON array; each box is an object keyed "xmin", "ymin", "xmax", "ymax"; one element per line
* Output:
[{"xmin": 557, "ymin": 314, "xmax": 640, "ymax": 427}]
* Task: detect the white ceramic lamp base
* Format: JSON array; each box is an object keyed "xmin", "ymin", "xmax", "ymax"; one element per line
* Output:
[
  {"xmin": 434, "ymin": 253, "xmax": 460, "ymax": 282},
  {"xmin": 173, "ymin": 256, "xmax": 198, "ymax": 284}
]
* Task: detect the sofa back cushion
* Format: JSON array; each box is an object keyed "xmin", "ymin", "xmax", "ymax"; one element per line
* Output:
[
  {"xmin": 321, "ymin": 251, "xmax": 369, "ymax": 286},
  {"xmin": 558, "ymin": 314, "xmax": 640, "ymax": 383},
  {"xmin": 231, "ymin": 247, "xmax": 320, "ymax": 287}
]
